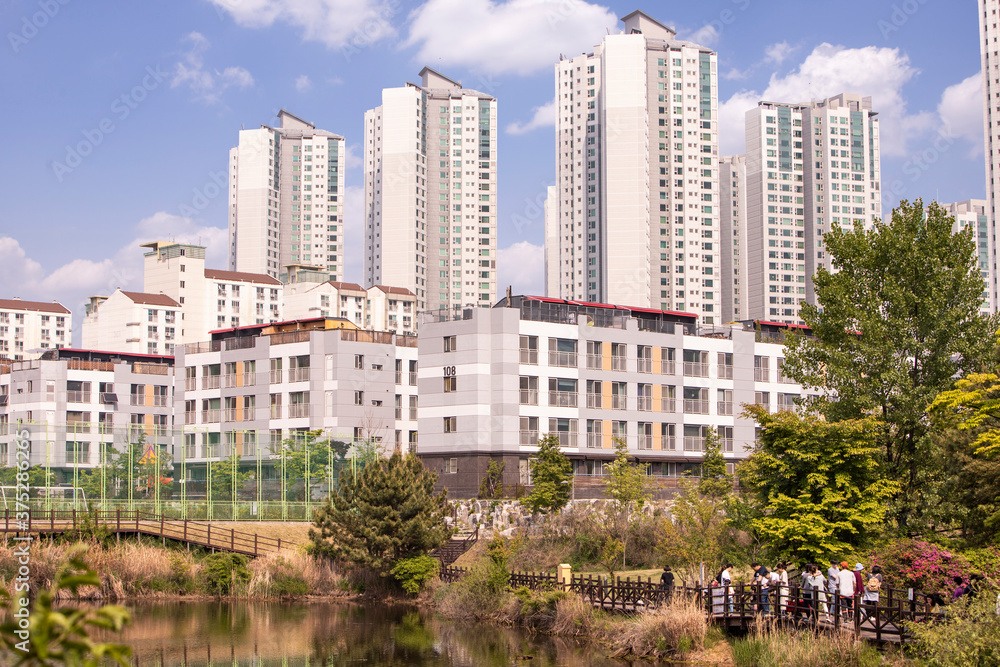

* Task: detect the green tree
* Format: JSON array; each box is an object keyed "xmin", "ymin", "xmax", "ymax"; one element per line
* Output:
[
  {"xmin": 600, "ymin": 437, "xmax": 652, "ymax": 575},
  {"xmin": 309, "ymin": 452, "xmax": 450, "ymax": 573},
  {"xmin": 271, "ymin": 431, "xmax": 349, "ymax": 501},
  {"xmin": 698, "ymin": 428, "xmax": 732, "ymax": 500},
  {"xmin": 782, "ymin": 199, "xmax": 996, "ymax": 532},
  {"xmin": 522, "ymin": 434, "xmax": 572, "ymax": 515},
  {"xmin": 478, "ymin": 460, "xmax": 505, "ymax": 499},
  {"xmin": 740, "ymin": 406, "xmax": 900, "ymax": 564},
  {"xmin": 209, "ymin": 449, "xmax": 250, "ymax": 501},
  {"xmin": 658, "ymin": 477, "xmax": 735, "ymax": 577}
]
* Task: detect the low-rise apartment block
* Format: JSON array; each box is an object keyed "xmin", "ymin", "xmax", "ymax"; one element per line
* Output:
[
  {"xmin": 416, "ymin": 296, "xmax": 812, "ymax": 497},
  {"xmin": 82, "ymin": 290, "xmax": 182, "ymax": 355},
  {"xmin": 282, "ymin": 278, "xmax": 416, "ymax": 334},
  {"xmin": 0, "ymin": 348, "xmax": 175, "ymax": 478},
  {"xmin": 0, "ymin": 298, "xmax": 71, "ymax": 360}
]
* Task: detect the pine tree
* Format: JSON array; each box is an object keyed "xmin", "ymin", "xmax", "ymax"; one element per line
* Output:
[
  {"xmin": 522, "ymin": 434, "xmax": 572, "ymax": 515},
  {"xmin": 309, "ymin": 453, "xmax": 450, "ymax": 572}
]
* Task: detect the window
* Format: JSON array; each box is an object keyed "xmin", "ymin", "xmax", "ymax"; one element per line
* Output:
[
  {"xmin": 637, "ymin": 345, "xmax": 652, "ymax": 373},
  {"xmin": 548, "ymin": 338, "xmax": 578, "ymax": 367},
  {"xmin": 409, "ymin": 360, "xmax": 418, "ymax": 385},
  {"xmin": 519, "ymin": 376, "xmax": 538, "ymax": 405},
  {"xmin": 718, "ymin": 389, "xmax": 733, "ymax": 415},
  {"xmin": 270, "ymin": 394, "xmax": 282, "ymax": 419},
  {"xmin": 661, "ymin": 423, "xmax": 676, "ymax": 450},
  {"xmin": 755, "ymin": 391, "xmax": 771, "ymax": 411},
  {"xmin": 638, "ymin": 422, "xmax": 653, "ymax": 450},
  {"xmin": 661, "ymin": 385, "xmax": 676, "ymax": 412},
  {"xmin": 520, "ymin": 416, "xmax": 539, "ymax": 445},
  {"xmin": 718, "ymin": 425, "xmax": 734, "ymax": 452},
  {"xmin": 754, "ymin": 355, "xmax": 770, "ymax": 382},
  {"xmin": 519, "ymin": 335, "xmax": 538, "ymax": 364},
  {"xmin": 611, "ymin": 343, "xmax": 627, "ymax": 371},
  {"xmin": 586, "ymin": 340, "xmax": 602, "ymax": 369},
  {"xmin": 683, "ymin": 350, "xmax": 708, "ymax": 377},
  {"xmin": 547, "ymin": 418, "xmax": 577, "ymax": 447},
  {"xmin": 443, "ymin": 458, "xmax": 458, "ymax": 474},
  {"xmin": 611, "ymin": 381, "xmax": 627, "ymax": 409},
  {"xmin": 718, "ymin": 352, "xmax": 733, "ymax": 379},
  {"xmin": 443, "ymin": 375, "xmax": 457, "ymax": 393},
  {"xmin": 548, "ymin": 378, "xmax": 578, "ymax": 407},
  {"xmin": 637, "ymin": 383, "xmax": 652, "ymax": 411},
  {"xmin": 354, "ymin": 390, "xmax": 364, "ymax": 406},
  {"xmin": 684, "ymin": 425, "xmax": 706, "ymax": 452},
  {"xmin": 586, "ymin": 419, "xmax": 603, "ymax": 448},
  {"xmin": 586, "ymin": 380, "xmax": 602, "ymax": 408},
  {"xmin": 354, "ymin": 354, "xmax": 364, "ymax": 370},
  {"xmin": 778, "ymin": 392, "xmax": 799, "ymax": 411},
  {"xmin": 443, "ymin": 335, "xmax": 457, "ymax": 352},
  {"xmin": 683, "ymin": 386, "xmax": 708, "ymax": 414},
  {"xmin": 443, "ymin": 416, "xmax": 457, "ymax": 433},
  {"xmin": 409, "ymin": 395, "xmax": 418, "ymax": 420},
  {"xmin": 776, "ymin": 357, "xmax": 792, "ymax": 383}
]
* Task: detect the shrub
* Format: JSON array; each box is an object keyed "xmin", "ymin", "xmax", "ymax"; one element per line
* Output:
[
  {"xmin": 867, "ymin": 539, "xmax": 972, "ymax": 596},
  {"xmin": 732, "ymin": 622, "xmax": 884, "ymax": 667},
  {"xmin": 391, "ymin": 555, "xmax": 439, "ymax": 596},
  {"xmin": 907, "ymin": 592, "xmax": 1000, "ymax": 667},
  {"xmin": 611, "ymin": 595, "xmax": 708, "ymax": 659},
  {"xmin": 200, "ymin": 553, "xmax": 251, "ymax": 596},
  {"xmin": 962, "ymin": 546, "xmax": 1000, "ymax": 581}
]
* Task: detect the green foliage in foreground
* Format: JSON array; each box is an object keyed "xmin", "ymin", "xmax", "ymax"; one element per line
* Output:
[
  {"xmin": 390, "ymin": 555, "xmax": 440, "ymax": 596},
  {"xmin": 523, "ymin": 435, "xmax": 572, "ymax": 515},
  {"xmin": 0, "ymin": 548, "xmax": 131, "ymax": 666},
  {"xmin": 907, "ymin": 593, "xmax": 1000, "ymax": 667},
  {"xmin": 200, "ymin": 552, "xmax": 251, "ymax": 596}
]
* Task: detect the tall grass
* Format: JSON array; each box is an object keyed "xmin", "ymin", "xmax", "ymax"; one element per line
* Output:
[
  {"xmin": 609, "ymin": 595, "xmax": 708, "ymax": 659},
  {"xmin": 731, "ymin": 617, "xmax": 891, "ymax": 667}
]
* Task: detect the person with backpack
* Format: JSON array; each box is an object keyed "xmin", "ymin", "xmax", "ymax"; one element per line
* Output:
[
  {"xmin": 862, "ymin": 565, "xmax": 883, "ymax": 623},
  {"xmin": 752, "ymin": 562, "xmax": 771, "ymax": 613}
]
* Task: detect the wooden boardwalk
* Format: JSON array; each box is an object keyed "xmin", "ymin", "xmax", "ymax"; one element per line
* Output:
[
  {"xmin": 0, "ymin": 509, "xmax": 298, "ymax": 558},
  {"xmin": 441, "ymin": 566, "xmax": 943, "ymax": 645}
]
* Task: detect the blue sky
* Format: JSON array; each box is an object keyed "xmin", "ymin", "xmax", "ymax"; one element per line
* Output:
[{"xmin": 0, "ymin": 0, "xmax": 987, "ymax": 343}]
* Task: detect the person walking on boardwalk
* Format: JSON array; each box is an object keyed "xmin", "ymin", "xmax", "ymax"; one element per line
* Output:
[
  {"xmin": 861, "ymin": 565, "xmax": 882, "ymax": 622},
  {"xmin": 799, "ymin": 564, "xmax": 814, "ymax": 618},
  {"xmin": 827, "ymin": 561, "xmax": 840, "ymax": 605},
  {"xmin": 838, "ymin": 561, "xmax": 856, "ymax": 619},
  {"xmin": 775, "ymin": 563, "xmax": 789, "ymax": 615},
  {"xmin": 659, "ymin": 565, "xmax": 674, "ymax": 600},
  {"xmin": 810, "ymin": 565, "xmax": 829, "ymax": 621},
  {"xmin": 752, "ymin": 562, "xmax": 771, "ymax": 613}
]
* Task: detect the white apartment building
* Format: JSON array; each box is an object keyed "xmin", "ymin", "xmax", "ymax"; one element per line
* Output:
[
  {"xmin": 980, "ymin": 0, "xmax": 1000, "ymax": 311},
  {"xmin": 417, "ymin": 296, "xmax": 811, "ymax": 498},
  {"xmin": 547, "ymin": 10, "xmax": 721, "ymax": 322},
  {"xmin": 82, "ymin": 290, "xmax": 182, "ymax": 356},
  {"xmin": 0, "ymin": 349, "xmax": 175, "ymax": 478},
  {"xmin": 543, "ymin": 185, "xmax": 559, "ymax": 297},
  {"xmin": 173, "ymin": 318, "xmax": 418, "ymax": 483},
  {"xmin": 142, "ymin": 242, "xmax": 283, "ymax": 345},
  {"xmin": 937, "ymin": 199, "xmax": 992, "ymax": 315},
  {"xmin": 282, "ymin": 279, "xmax": 417, "ymax": 334},
  {"xmin": 0, "ymin": 298, "xmax": 71, "ymax": 360},
  {"xmin": 740, "ymin": 95, "xmax": 881, "ymax": 325},
  {"xmin": 228, "ymin": 109, "xmax": 346, "ymax": 280},
  {"xmin": 364, "ymin": 67, "xmax": 498, "ymax": 314},
  {"xmin": 719, "ymin": 155, "xmax": 748, "ymax": 322}
]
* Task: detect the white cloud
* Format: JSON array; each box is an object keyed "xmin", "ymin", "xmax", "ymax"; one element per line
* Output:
[
  {"xmin": 763, "ymin": 41, "xmax": 794, "ymax": 65},
  {"xmin": 718, "ymin": 43, "xmax": 931, "ymax": 157},
  {"xmin": 683, "ymin": 23, "xmax": 719, "ymax": 47},
  {"xmin": 506, "ymin": 99, "xmax": 555, "ymax": 135},
  {"xmin": 171, "ymin": 32, "xmax": 254, "ymax": 104},
  {"xmin": 0, "ymin": 213, "xmax": 227, "ymax": 346},
  {"xmin": 405, "ymin": 0, "xmax": 618, "ymax": 76},
  {"xmin": 208, "ymin": 0, "xmax": 396, "ymax": 50},
  {"xmin": 344, "ymin": 144, "xmax": 363, "ymax": 170},
  {"xmin": 295, "ymin": 74, "xmax": 312, "ymax": 92},
  {"xmin": 722, "ymin": 67, "xmax": 751, "ymax": 81},
  {"xmin": 498, "ymin": 241, "xmax": 544, "ymax": 296},
  {"xmin": 938, "ymin": 72, "xmax": 983, "ymax": 154}
]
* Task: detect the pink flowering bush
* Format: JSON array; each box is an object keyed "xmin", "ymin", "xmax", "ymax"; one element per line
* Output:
[{"xmin": 866, "ymin": 540, "xmax": 972, "ymax": 596}]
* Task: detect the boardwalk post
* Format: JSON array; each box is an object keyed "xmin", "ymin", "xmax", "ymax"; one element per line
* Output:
[
  {"xmin": 207, "ymin": 523, "xmax": 211, "ymax": 548},
  {"xmin": 231, "ymin": 528, "xmax": 234, "ymax": 551},
  {"xmin": 4, "ymin": 508, "xmax": 7, "ymax": 532},
  {"xmin": 51, "ymin": 509, "xmax": 55, "ymax": 531},
  {"xmin": 277, "ymin": 538, "xmax": 281, "ymax": 552},
  {"xmin": 254, "ymin": 533, "xmax": 258, "ymax": 557},
  {"xmin": 183, "ymin": 520, "xmax": 188, "ymax": 544}
]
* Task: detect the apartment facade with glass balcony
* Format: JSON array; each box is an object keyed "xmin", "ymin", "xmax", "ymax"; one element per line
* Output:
[
  {"xmin": 0, "ymin": 348, "xmax": 175, "ymax": 479},
  {"xmin": 172, "ymin": 318, "xmax": 418, "ymax": 483},
  {"xmin": 417, "ymin": 296, "xmax": 811, "ymax": 498},
  {"xmin": 0, "ymin": 298, "xmax": 71, "ymax": 360}
]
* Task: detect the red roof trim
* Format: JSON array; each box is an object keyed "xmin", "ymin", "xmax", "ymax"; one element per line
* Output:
[
  {"xmin": 208, "ymin": 316, "xmax": 330, "ymax": 335},
  {"xmin": 757, "ymin": 320, "xmax": 810, "ymax": 330},
  {"xmin": 57, "ymin": 349, "xmax": 175, "ymax": 361}
]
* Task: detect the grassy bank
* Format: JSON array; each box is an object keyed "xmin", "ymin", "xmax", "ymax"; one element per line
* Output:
[{"xmin": 0, "ymin": 537, "xmax": 348, "ymax": 600}]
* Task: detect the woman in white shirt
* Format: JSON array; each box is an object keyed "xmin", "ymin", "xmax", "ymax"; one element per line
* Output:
[
  {"xmin": 838, "ymin": 561, "xmax": 856, "ymax": 619},
  {"xmin": 810, "ymin": 565, "xmax": 828, "ymax": 620},
  {"xmin": 775, "ymin": 563, "xmax": 789, "ymax": 614}
]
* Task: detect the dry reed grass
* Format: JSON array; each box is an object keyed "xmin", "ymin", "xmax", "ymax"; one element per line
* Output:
[
  {"xmin": 609, "ymin": 595, "xmax": 708, "ymax": 659},
  {"xmin": 731, "ymin": 615, "xmax": 892, "ymax": 667}
]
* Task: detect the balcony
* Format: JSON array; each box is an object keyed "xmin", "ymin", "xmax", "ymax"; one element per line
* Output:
[
  {"xmin": 684, "ymin": 399, "xmax": 709, "ymax": 414},
  {"xmin": 719, "ymin": 365, "xmax": 734, "ymax": 380},
  {"xmin": 754, "ymin": 368, "xmax": 769, "ymax": 382},
  {"xmin": 519, "ymin": 389, "xmax": 538, "ymax": 405},
  {"xmin": 243, "ymin": 373, "xmax": 255, "ymax": 387},
  {"xmin": 519, "ymin": 348, "xmax": 538, "ymax": 365},
  {"xmin": 66, "ymin": 391, "xmax": 91, "ymax": 403},
  {"xmin": 586, "ymin": 354, "xmax": 601, "ymax": 370},
  {"xmin": 586, "ymin": 394, "xmax": 602, "ymax": 409},
  {"xmin": 409, "ymin": 408, "xmax": 418, "ymax": 420},
  {"xmin": 638, "ymin": 435, "xmax": 653, "ymax": 450},
  {"xmin": 270, "ymin": 406, "xmax": 282, "ymax": 419},
  {"xmin": 611, "ymin": 356, "xmax": 627, "ymax": 372},
  {"xmin": 661, "ymin": 360, "xmax": 676, "ymax": 374},
  {"xmin": 586, "ymin": 433, "xmax": 602, "ymax": 449},
  {"xmin": 637, "ymin": 358, "xmax": 652, "ymax": 374},
  {"xmin": 201, "ymin": 409, "xmax": 220, "ymax": 423},
  {"xmin": 519, "ymin": 429, "xmax": 539, "ymax": 445},
  {"xmin": 288, "ymin": 367, "xmax": 310, "ymax": 383},
  {"xmin": 661, "ymin": 435, "xmax": 675, "ymax": 451},
  {"xmin": 184, "ymin": 378, "xmax": 197, "ymax": 391},
  {"xmin": 611, "ymin": 394, "xmax": 627, "ymax": 410},
  {"xmin": 269, "ymin": 370, "xmax": 282, "ymax": 384},
  {"xmin": 202, "ymin": 376, "xmax": 221, "ymax": 390},
  {"xmin": 548, "ymin": 351, "xmax": 577, "ymax": 368},
  {"xmin": 683, "ymin": 436, "xmax": 705, "ymax": 452},
  {"xmin": 637, "ymin": 396, "xmax": 652, "ymax": 411},
  {"xmin": 395, "ymin": 370, "xmax": 402, "ymax": 384},
  {"xmin": 718, "ymin": 401, "xmax": 734, "ymax": 416},
  {"xmin": 288, "ymin": 404, "xmax": 310, "ymax": 418},
  {"xmin": 152, "ymin": 395, "xmax": 169, "ymax": 407},
  {"xmin": 409, "ymin": 372, "xmax": 418, "ymax": 385},
  {"xmin": 661, "ymin": 398, "xmax": 676, "ymax": 412},
  {"xmin": 683, "ymin": 362, "xmax": 708, "ymax": 377},
  {"xmin": 223, "ymin": 409, "xmax": 239, "ymax": 422},
  {"xmin": 548, "ymin": 391, "xmax": 578, "ymax": 408},
  {"xmin": 223, "ymin": 374, "xmax": 239, "ymax": 388},
  {"xmin": 129, "ymin": 394, "xmax": 144, "ymax": 406}
]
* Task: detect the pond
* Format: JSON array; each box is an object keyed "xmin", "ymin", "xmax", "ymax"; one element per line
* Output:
[{"xmin": 113, "ymin": 600, "xmax": 655, "ymax": 666}]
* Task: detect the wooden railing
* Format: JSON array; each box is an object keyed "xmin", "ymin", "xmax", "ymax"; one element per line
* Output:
[
  {"xmin": 437, "ymin": 566, "xmax": 944, "ymax": 644},
  {"xmin": 1, "ymin": 509, "xmax": 297, "ymax": 558}
]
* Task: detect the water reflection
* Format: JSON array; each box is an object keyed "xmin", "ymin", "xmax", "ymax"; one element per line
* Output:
[{"xmin": 112, "ymin": 601, "xmax": 640, "ymax": 666}]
